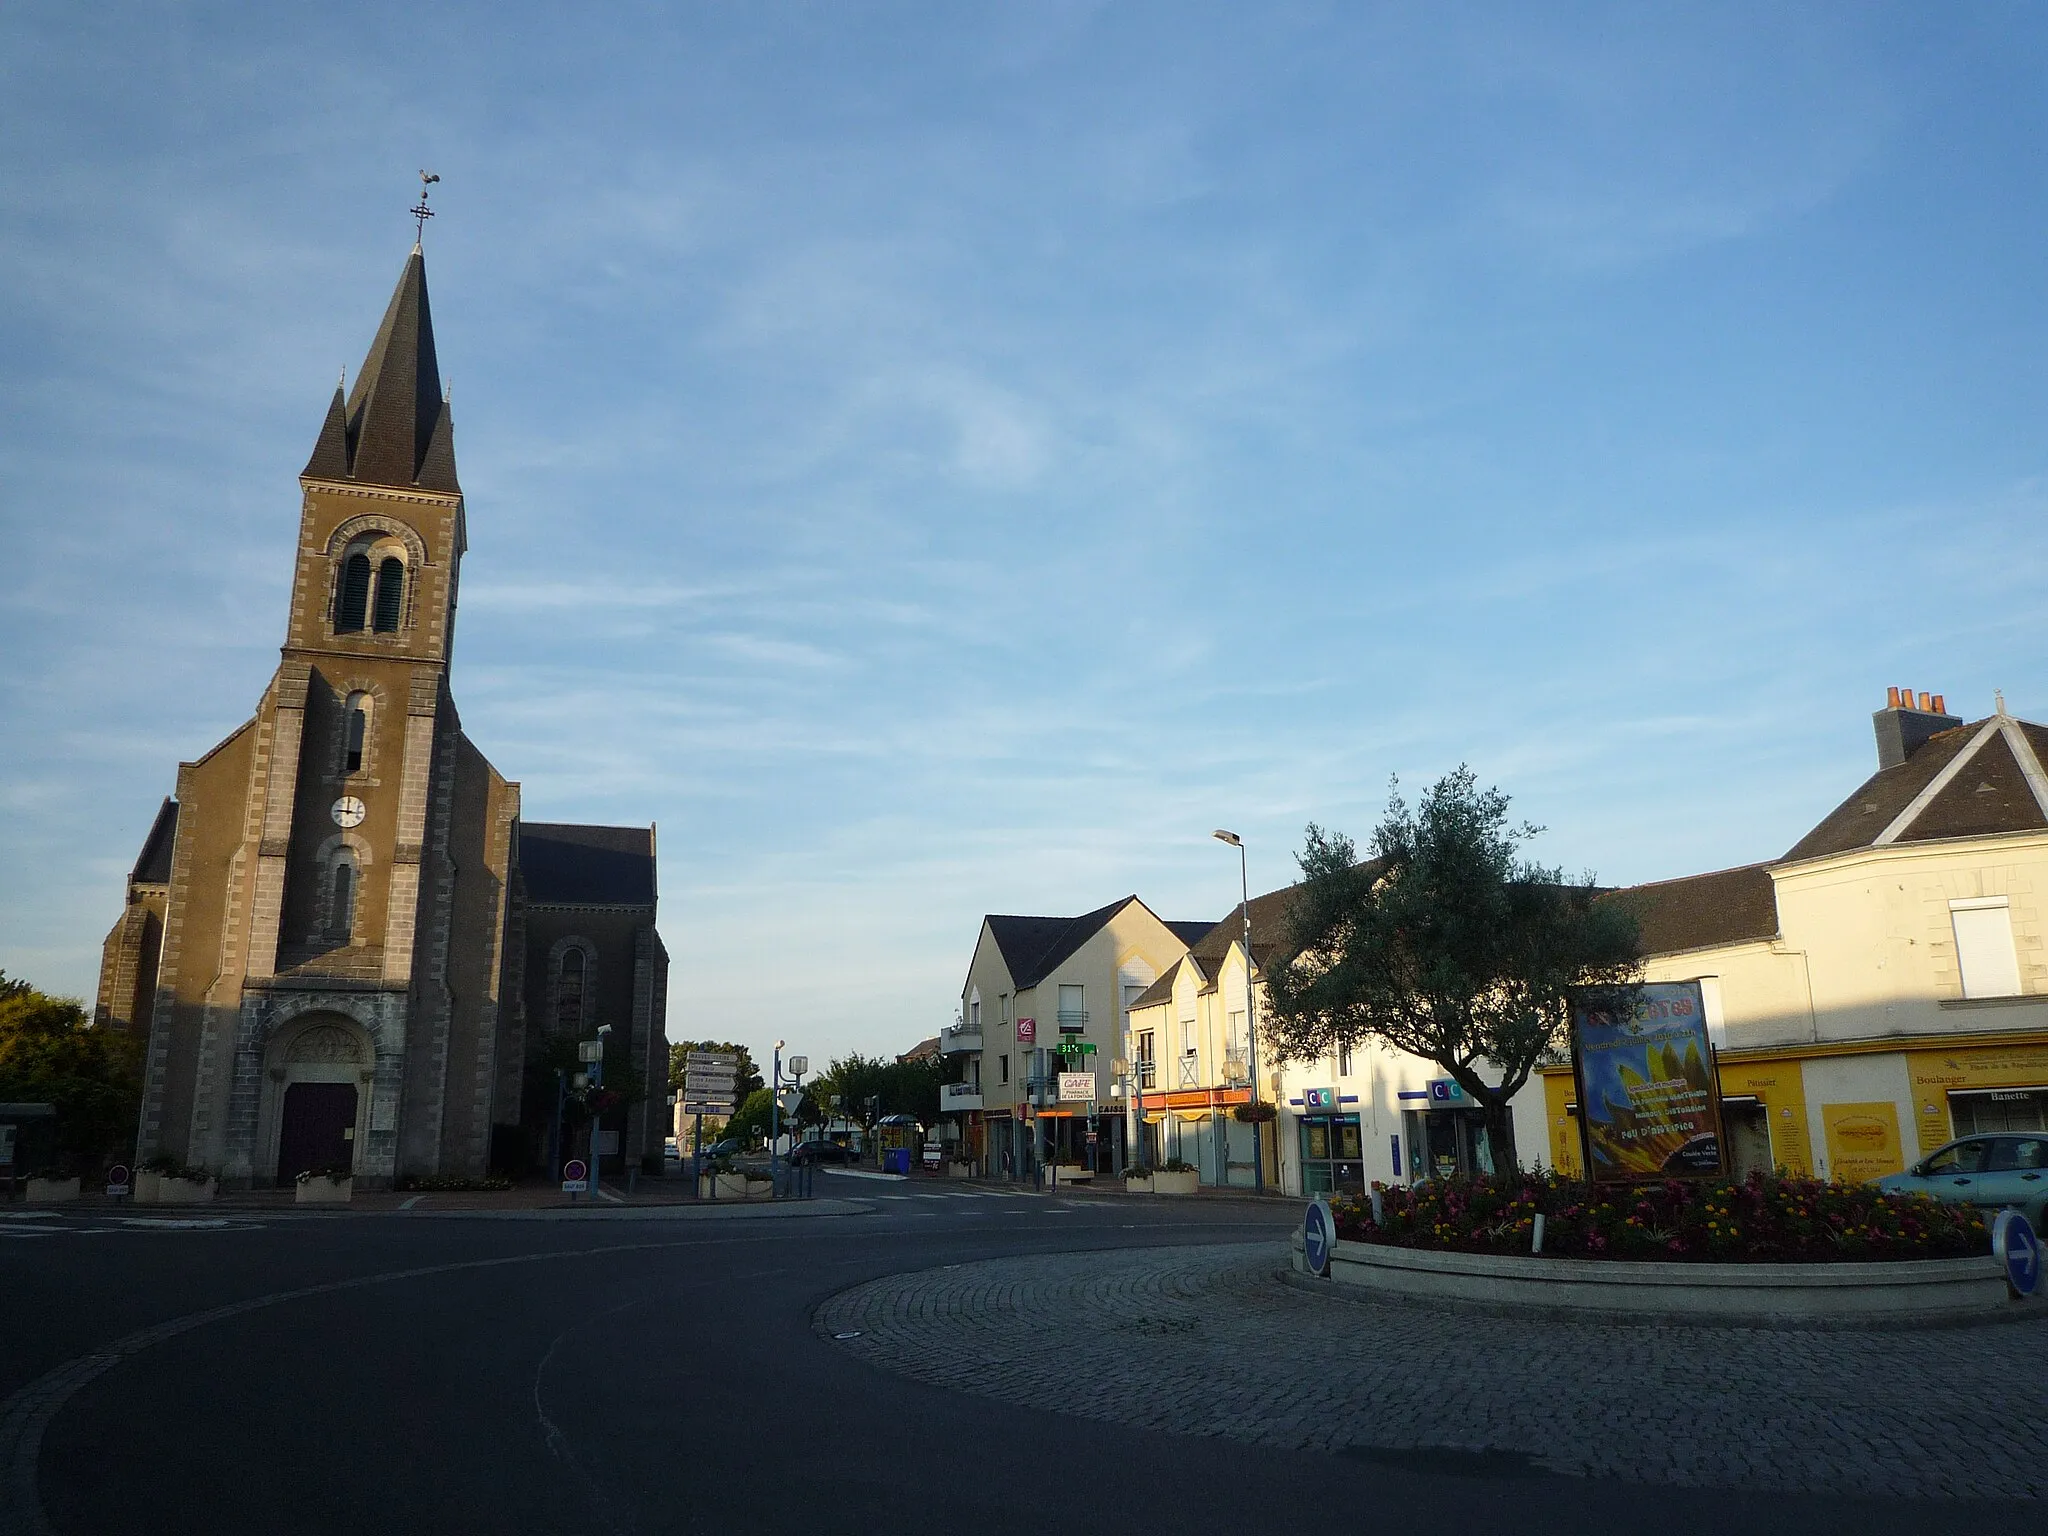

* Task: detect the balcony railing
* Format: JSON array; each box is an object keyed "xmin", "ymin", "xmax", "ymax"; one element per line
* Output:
[
  {"xmin": 940, "ymin": 1024, "xmax": 983, "ymax": 1055},
  {"xmin": 1178, "ymin": 1056, "xmax": 1201, "ymax": 1088},
  {"xmin": 939, "ymin": 1082, "xmax": 983, "ymax": 1112},
  {"xmin": 1133, "ymin": 1060, "xmax": 1157, "ymax": 1088},
  {"xmin": 1056, "ymin": 1009, "xmax": 1089, "ymax": 1032}
]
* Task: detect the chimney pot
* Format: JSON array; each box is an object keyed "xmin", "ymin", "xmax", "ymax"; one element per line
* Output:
[
  {"xmin": 1931, "ymin": 694, "xmax": 1945, "ymax": 714},
  {"xmin": 1887, "ymin": 685, "xmax": 1901, "ymax": 708},
  {"xmin": 1917, "ymin": 690, "xmax": 1931, "ymax": 711}
]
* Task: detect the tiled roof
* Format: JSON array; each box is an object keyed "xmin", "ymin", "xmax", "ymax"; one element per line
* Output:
[
  {"xmin": 1185, "ymin": 885, "xmax": 1303, "ymax": 979},
  {"xmin": 519, "ymin": 822, "xmax": 655, "ymax": 906},
  {"xmin": 1601, "ymin": 864, "xmax": 1780, "ymax": 956},
  {"xmin": 1784, "ymin": 717, "xmax": 2048, "ymax": 861}
]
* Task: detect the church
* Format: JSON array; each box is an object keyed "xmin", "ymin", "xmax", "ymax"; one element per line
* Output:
[{"xmin": 93, "ymin": 238, "xmax": 669, "ymax": 1189}]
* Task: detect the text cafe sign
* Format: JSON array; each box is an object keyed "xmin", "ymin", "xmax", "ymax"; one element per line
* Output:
[
  {"xmin": 1057, "ymin": 1072, "xmax": 1095, "ymax": 1102},
  {"xmin": 1570, "ymin": 980, "xmax": 1726, "ymax": 1183}
]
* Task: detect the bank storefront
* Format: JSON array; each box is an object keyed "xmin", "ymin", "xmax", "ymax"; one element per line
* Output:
[{"xmin": 1542, "ymin": 1030, "xmax": 2048, "ymax": 1182}]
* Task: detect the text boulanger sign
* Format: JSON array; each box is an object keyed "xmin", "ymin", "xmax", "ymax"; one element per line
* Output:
[{"xmin": 1570, "ymin": 980, "xmax": 1725, "ymax": 1182}]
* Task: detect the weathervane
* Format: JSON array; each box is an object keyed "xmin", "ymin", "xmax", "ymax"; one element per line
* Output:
[{"xmin": 411, "ymin": 171, "xmax": 440, "ymax": 241}]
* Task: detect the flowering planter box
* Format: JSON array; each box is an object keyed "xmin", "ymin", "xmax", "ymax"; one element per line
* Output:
[
  {"xmin": 136, "ymin": 1174, "xmax": 216, "ymax": 1205},
  {"xmin": 25, "ymin": 1176, "xmax": 80, "ymax": 1204},
  {"xmin": 1124, "ymin": 1175, "xmax": 1154, "ymax": 1193},
  {"xmin": 1292, "ymin": 1234, "xmax": 2018, "ymax": 1327},
  {"xmin": 1152, "ymin": 1170, "xmax": 1199, "ymax": 1196},
  {"xmin": 947, "ymin": 1162, "xmax": 976, "ymax": 1179},
  {"xmin": 1041, "ymin": 1164, "xmax": 1094, "ymax": 1186},
  {"xmin": 295, "ymin": 1176, "xmax": 354, "ymax": 1205}
]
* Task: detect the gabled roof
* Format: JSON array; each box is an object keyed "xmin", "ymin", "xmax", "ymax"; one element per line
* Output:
[
  {"xmin": 1783, "ymin": 714, "xmax": 2048, "ymax": 862},
  {"xmin": 1602, "ymin": 864, "xmax": 1780, "ymax": 956},
  {"xmin": 303, "ymin": 245, "xmax": 460, "ymax": 494},
  {"xmin": 132, "ymin": 797, "xmax": 178, "ymax": 885},
  {"xmin": 519, "ymin": 822, "xmax": 656, "ymax": 906},
  {"xmin": 898, "ymin": 1037, "xmax": 941, "ymax": 1063},
  {"xmin": 1130, "ymin": 958, "xmax": 1181, "ymax": 1010},
  {"xmin": 1186, "ymin": 884, "xmax": 1304, "ymax": 980},
  {"xmin": 983, "ymin": 896, "xmax": 1214, "ymax": 991}
]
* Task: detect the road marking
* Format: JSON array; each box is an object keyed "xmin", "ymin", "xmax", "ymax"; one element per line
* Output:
[
  {"xmin": 0, "ymin": 1229, "xmax": 60, "ymax": 1239},
  {"xmin": 399, "ymin": 1195, "xmax": 422, "ymax": 1210}
]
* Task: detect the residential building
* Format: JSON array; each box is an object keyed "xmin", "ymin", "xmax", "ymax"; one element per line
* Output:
[
  {"xmin": 93, "ymin": 238, "xmax": 669, "ymax": 1187},
  {"xmin": 1541, "ymin": 690, "xmax": 2048, "ymax": 1182},
  {"xmin": 947, "ymin": 897, "xmax": 1211, "ymax": 1178},
  {"xmin": 1126, "ymin": 896, "xmax": 1548, "ymax": 1194}
]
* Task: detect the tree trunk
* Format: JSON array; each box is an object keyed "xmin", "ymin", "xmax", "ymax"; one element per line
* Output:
[{"xmin": 1480, "ymin": 1093, "xmax": 1518, "ymax": 1178}]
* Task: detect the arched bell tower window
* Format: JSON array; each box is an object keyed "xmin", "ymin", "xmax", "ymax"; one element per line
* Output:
[
  {"xmin": 337, "ymin": 554, "xmax": 372, "ymax": 632},
  {"xmin": 329, "ymin": 851, "xmax": 358, "ymax": 942},
  {"xmin": 372, "ymin": 557, "xmax": 405, "ymax": 633},
  {"xmin": 343, "ymin": 692, "xmax": 370, "ymax": 774},
  {"xmin": 555, "ymin": 944, "xmax": 592, "ymax": 1033}
]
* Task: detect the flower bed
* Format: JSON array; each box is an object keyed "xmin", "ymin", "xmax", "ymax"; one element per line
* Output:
[{"xmin": 1334, "ymin": 1170, "xmax": 1988, "ymax": 1263}]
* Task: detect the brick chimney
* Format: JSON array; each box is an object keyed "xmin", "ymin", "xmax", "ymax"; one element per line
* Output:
[{"xmin": 1872, "ymin": 686, "xmax": 1961, "ymax": 770}]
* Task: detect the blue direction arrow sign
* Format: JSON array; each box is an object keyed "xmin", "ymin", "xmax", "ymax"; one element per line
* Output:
[
  {"xmin": 1303, "ymin": 1196, "xmax": 1335, "ymax": 1278},
  {"xmin": 1993, "ymin": 1209, "xmax": 2040, "ymax": 1299}
]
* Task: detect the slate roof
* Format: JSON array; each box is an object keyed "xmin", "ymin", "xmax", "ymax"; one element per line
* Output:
[
  {"xmin": 303, "ymin": 246, "xmax": 460, "ymax": 494},
  {"xmin": 1185, "ymin": 884, "xmax": 1305, "ymax": 983},
  {"xmin": 983, "ymin": 897, "xmax": 1214, "ymax": 991},
  {"xmin": 519, "ymin": 822, "xmax": 656, "ymax": 906},
  {"xmin": 1783, "ymin": 716, "xmax": 2048, "ymax": 862},
  {"xmin": 132, "ymin": 798, "xmax": 178, "ymax": 885},
  {"xmin": 1601, "ymin": 864, "xmax": 1780, "ymax": 956}
]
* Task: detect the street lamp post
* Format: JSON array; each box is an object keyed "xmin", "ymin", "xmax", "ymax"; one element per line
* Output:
[{"xmin": 1213, "ymin": 829, "xmax": 1264, "ymax": 1195}]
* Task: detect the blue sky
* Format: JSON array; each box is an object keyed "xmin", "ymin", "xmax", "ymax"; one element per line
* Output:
[{"xmin": 3, "ymin": 4, "xmax": 2044, "ymax": 1068}]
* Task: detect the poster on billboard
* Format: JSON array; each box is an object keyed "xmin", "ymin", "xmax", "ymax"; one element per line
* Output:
[{"xmin": 1570, "ymin": 980, "xmax": 1725, "ymax": 1182}]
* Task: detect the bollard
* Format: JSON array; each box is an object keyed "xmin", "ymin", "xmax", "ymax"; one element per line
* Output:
[{"xmin": 1532, "ymin": 1212, "xmax": 1546, "ymax": 1254}]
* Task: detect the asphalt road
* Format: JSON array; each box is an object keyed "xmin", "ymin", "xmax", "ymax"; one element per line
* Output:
[{"xmin": 0, "ymin": 1177, "xmax": 2006, "ymax": 1535}]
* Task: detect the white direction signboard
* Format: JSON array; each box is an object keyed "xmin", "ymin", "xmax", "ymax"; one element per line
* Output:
[
  {"xmin": 686, "ymin": 1052, "xmax": 738, "ymax": 1070},
  {"xmin": 1057, "ymin": 1071, "xmax": 1096, "ymax": 1102}
]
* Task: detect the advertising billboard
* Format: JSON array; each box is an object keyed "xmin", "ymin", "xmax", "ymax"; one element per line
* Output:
[{"xmin": 1571, "ymin": 980, "xmax": 1724, "ymax": 1182}]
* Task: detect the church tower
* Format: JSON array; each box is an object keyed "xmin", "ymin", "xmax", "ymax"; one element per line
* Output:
[{"xmin": 104, "ymin": 242, "xmax": 523, "ymax": 1188}]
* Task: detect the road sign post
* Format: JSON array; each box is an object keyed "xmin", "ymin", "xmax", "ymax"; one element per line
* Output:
[
  {"xmin": 1303, "ymin": 1196, "xmax": 1335, "ymax": 1277},
  {"xmin": 1993, "ymin": 1209, "xmax": 2040, "ymax": 1300},
  {"xmin": 105, "ymin": 1164, "xmax": 131, "ymax": 1200},
  {"xmin": 562, "ymin": 1157, "xmax": 589, "ymax": 1198}
]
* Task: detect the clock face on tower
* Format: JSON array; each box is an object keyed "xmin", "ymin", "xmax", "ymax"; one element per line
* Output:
[{"xmin": 331, "ymin": 797, "xmax": 367, "ymax": 829}]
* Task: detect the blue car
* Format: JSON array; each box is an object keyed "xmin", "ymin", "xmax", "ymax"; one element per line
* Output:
[{"xmin": 1877, "ymin": 1133, "xmax": 2048, "ymax": 1230}]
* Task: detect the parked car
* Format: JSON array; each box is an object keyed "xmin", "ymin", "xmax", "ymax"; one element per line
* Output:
[
  {"xmin": 1877, "ymin": 1133, "xmax": 2048, "ymax": 1228},
  {"xmin": 702, "ymin": 1137, "xmax": 741, "ymax": 1160},
  {"xmin": 787, "ymin": 1139, "xmax": 855, "ymax": 1165},
  {"xmin": 662, "ymin": 1136, "xmax": 680, "ymax": 1166}
]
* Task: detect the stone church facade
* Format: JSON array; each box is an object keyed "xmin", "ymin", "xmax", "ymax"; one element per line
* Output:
[{"xmin": 94, "ymin": 243, "xmax": 669, "ymax": 1188}]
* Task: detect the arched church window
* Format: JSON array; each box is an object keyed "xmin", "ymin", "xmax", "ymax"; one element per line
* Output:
[
  {"xmin": 330, "ymin": 852, "xmax": 357, "ymax": 942},
  {"xmin": 372, "ymin": 557, "xmax": 405, "ymax": 633},
  {"xmin": 337, "ymin": 554, "xmax": 372, "ymax": 632},
  {"xmin": 557, "ymin": 947, "xmax": 587, "ymax": 1032},
  {"xmin": 344, "ymin": 693, "xmax": 370, "ymax": 774}
]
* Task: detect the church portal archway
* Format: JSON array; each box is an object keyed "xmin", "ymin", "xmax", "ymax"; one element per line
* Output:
[{"xmin": 264, "ymin": 1016, "xmax": 372, "ymax": 1183}]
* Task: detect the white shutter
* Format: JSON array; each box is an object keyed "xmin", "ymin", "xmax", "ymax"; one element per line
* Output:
[{"xmin": 1952, "ymin": 900, "xmax": 2022, "ymax": 999}]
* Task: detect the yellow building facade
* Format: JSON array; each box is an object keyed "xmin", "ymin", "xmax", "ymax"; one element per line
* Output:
[{"xmin": 1543, "ymin": 695, "xmax": 2048, "ymax": 1181}]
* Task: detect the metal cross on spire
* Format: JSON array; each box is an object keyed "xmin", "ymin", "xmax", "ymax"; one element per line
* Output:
[{"xmin": 411, "ymin": 171, "xmax": 440, "ymax": 243}]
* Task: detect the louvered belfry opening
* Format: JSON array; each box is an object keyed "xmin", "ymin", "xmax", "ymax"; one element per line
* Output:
[
  {"xmin": 372, "ymin": 556, "xmax": 405, "ymax": 633},
  {"xmin": 337, "ymin": 553, "xmax": 372, "ymax": 631}
]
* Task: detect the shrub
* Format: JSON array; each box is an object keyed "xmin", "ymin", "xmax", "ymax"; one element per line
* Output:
[
  {"xmin": 1334, "ymin": 1169, "xmax": 1989, "ymax": 1263},
  {"xmin": 1159, "ymin": 1158, "xmax": 1196, "ymax": 1174},
  {"xmin": 141, "ymin": 1155, "xmax": 212, "ymax": 1182},
  {"xmin": 1124, "ymin": 1164, "xmax": 1153, "ymax": 1180}
]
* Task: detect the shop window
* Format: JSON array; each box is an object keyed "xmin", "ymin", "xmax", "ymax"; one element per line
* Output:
[{"xmin": 1951, "ymin": 899, "xmax": 2022, "ymax": 998}]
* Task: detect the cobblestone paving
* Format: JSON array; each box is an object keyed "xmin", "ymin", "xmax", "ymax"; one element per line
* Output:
[{"xmin": 816, "ymin": 1242, "xmax": 2048, "ymax": 1498}]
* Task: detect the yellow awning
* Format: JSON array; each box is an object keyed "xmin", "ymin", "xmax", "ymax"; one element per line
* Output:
[{"xmin": 1174, "ymin": 1109, "xmax": 1213, "ymax": 1123}]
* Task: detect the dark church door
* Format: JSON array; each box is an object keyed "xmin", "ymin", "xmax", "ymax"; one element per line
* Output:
[{"xmin": 277, "ymin": 1083, "xmax": 358, "ymax": 1182}]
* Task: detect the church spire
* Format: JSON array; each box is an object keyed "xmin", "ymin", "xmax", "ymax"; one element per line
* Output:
[{"xmin": 303, "ymin": 245, "xmax": 460, "ymax": 493}]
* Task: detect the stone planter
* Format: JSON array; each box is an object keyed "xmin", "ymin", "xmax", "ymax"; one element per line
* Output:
[
  {"xmin": 746, "ymin": 1177, "xmax": 773, "ymax": 1199},
  {"xmin": 1293, "ymin": 1233, "xmax": 2024, "ymax": 1328},
  {"xmin": 295, "ymin": 1175, "xmax": 354, "ymax": 1205},
  {"xmin": 1124, "ymin": 1175, "xmax": 1154, "ymax": 1193},
  {"xmin": 136, "ymin": 1173, "xmax": 216, "ymax": 1205},
  {"xmin": 25, "ymin": 1176, "xmax": 80, "ymax": 1204},
  {"xmin": 714, "ymin": 1173, "xmax": 751, "ymax": 1199},
  {"xmin": 1041, "ymin": 1164, "xmax": 1094, "ymax": 1186},
  {"xmin": 948, "ymin": 1162, "xmax": 975, "ymax": 1179},
  {"xmin": 1151, "ymin": 1170, "xmax": 1199, "ymax": 1195}
]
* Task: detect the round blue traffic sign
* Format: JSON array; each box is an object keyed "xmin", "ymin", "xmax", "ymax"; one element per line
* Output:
[
  {"xmin": 1303, "ymin": 1197, "xmax": 1334, "ymax": 1277},
  {"xmin": 563, "ymin": 1159, "xmax": 588, "ymax": 1183},
  {"xmin": 1993, "ymin": 1209, "xmax": 2040, "ymax": 1299}
]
